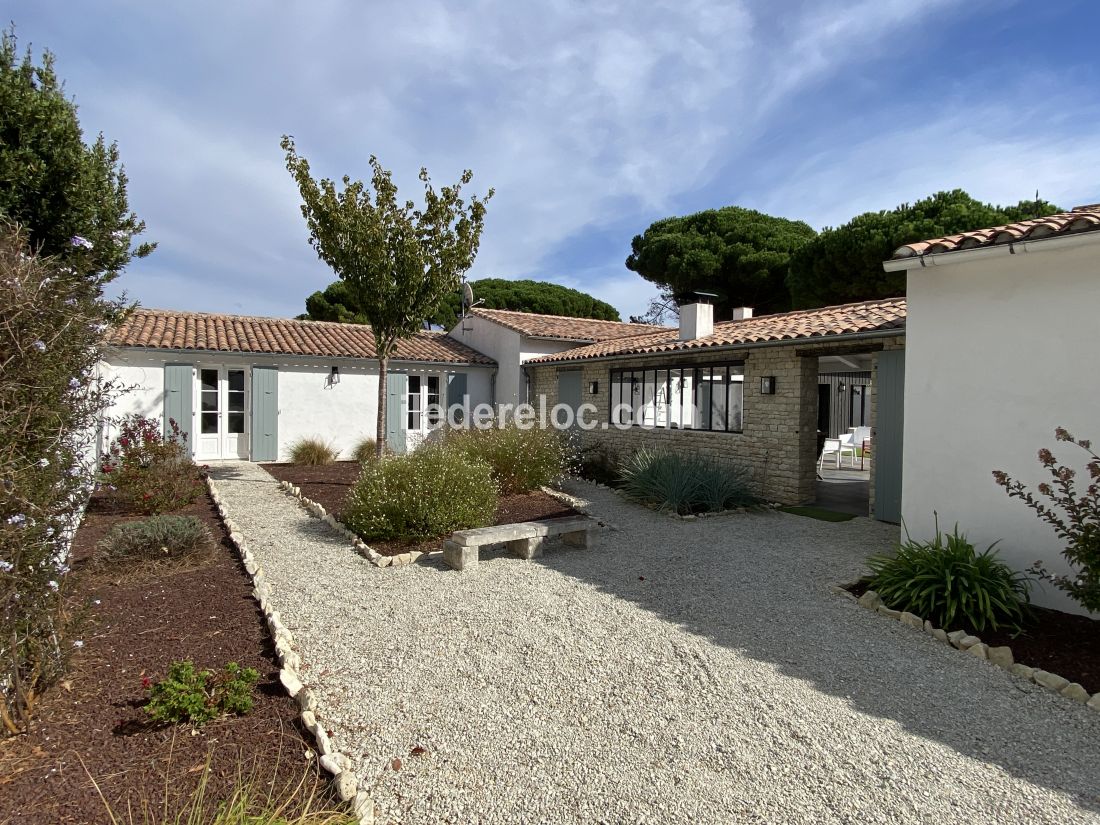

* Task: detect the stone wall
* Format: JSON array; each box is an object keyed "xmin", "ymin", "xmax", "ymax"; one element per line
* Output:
[{"xmin": 528, "ymin": 335, "xmax": 905, "ymax": 507}]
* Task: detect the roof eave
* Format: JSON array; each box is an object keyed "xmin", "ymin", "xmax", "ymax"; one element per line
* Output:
[
  {"xmin": 884, "ymin": 228, "xmax": 1100, "ymax": 272},
  {"xmin": 103, "ymin": 345, "xmax": 495, "ymax": 368},
  {"xmin": 525, "ymin": 327, "xmax": 906, "ymax": 367}
]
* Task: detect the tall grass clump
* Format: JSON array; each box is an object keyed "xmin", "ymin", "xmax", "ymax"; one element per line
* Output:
[
  {"xmin": 343, "ymin": 444, "xmax": 497, "ymax": 540},
  {"xmin": 618, "ymin": 448, "xmax": 758, "ymax": 515},
  {"xmin": 288, "ymin": 438, "xmax": 337, "ymax": 466},
  {"xmin": 351, "ymin": 437, "xmax": 377, "ymax": 464},
  {"xmin": 867, "ymin": 519, "xmax": 1030, "ymax": 633},
  {"xmin": 444, "ymin": 425, "xmax": 569, "ymax": 495}
]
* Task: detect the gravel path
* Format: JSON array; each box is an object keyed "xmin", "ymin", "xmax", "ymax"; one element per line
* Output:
[{"xmin": 208, "ymin": 462, "xmax": 1100, "ymax": 825}]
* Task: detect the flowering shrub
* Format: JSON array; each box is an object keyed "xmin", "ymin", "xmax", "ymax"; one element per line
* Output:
[
  {"xmin": 344, "ymin": 444, "xmax": 497, "ymax": 540},
  {"xmin": 0, "ymin": 224, "xmax": 128, "ymax": 733},
  {"xmin": 144, "ymin": 660, "xmax": 258, "ymax": 726},
  {"xmin": 101, "ymin": 415, "xmax": 202, "ymax": 514},
  {"xmin": 993, "ymin": 427, "xmax": 1100, "ymax": 613},
  {"xmin": 443, "ymin": 425, "xmax": 571, "ymax": 495}
]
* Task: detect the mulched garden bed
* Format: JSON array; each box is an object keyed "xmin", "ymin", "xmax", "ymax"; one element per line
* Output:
[
  {"xmin": 847, "ymin": 579, "xmax": 1100, "ymax": 694},
  {"xmin": 262, "ymin": 461, "xmax": 580, "ymax": 557},
  {"xmin": 0, "ymin": 485, "xmax": 334, "ymax": 823}
]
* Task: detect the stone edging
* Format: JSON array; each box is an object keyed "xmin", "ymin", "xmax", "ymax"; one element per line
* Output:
[
  {"xmin": 849, "ymin": 586, "xmax": 1100, "ymax": 712},
  {"xmin": 274, "ymin": 479, "xmax": 433, "ymax": 568},
  {"xmin": 206, "ymin": 478, "xmax": 376, "ymax": 824}
]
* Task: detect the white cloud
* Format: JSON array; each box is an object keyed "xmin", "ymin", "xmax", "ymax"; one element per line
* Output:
[{"xmin": 24, "ymin": 0, "xmax": 1087, "ymax": 326}]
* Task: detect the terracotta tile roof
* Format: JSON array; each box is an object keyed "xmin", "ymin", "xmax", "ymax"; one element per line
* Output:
[
  {"xmin": 891, "ymin": 205, "xmax": 1100, "ymax": 259},
  {"xmin": 108, "ymin": 308, "xmax": 496, "ymax": 365},
  {"xmin": 525, "ymin": 298, "xmax": 907, "ymax": 364},
  {"xmin": 471, "ymin": 307, "xmax": 667, "ymax": 342}
]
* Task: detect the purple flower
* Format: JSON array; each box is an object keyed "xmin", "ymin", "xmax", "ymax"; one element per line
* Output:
[
  {"xmin": 70, "ymin": 235, "xmax": 94, "ymax": 250},
  {"xmin": 68, "ymin": 377, "xmax": 81, "ymax": 390},
  {"xmin": 6, "ymin": 514, "xmax": 26, "ymax": 526},
  {"xmin": 32, "ymin": 340, "xmax": 47, "ymax": 353},
  {"xmin": 0, "ymin": 561, "xmax": 12, "ymax": 574}
]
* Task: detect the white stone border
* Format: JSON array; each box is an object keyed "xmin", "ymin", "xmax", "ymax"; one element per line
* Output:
[
  {"xmin": 206, "ymin": 478, "xmax": 376, "ymax": 824},
  {"xmin": 275, "ymin": 477, "xmax": 613, "ymax": 569},
  {"xmin": 846, "ymin": 586, "xmax": 1100, "ymax": 712}
]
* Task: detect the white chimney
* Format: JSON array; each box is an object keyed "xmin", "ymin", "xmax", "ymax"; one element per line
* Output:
[
  {"xmin": 679, "ymin": 302, "xmax": 714, "ymax": 340},
  {"xmin": 731, "ymin": 307, "xmax": 754, "ymax": 321}
]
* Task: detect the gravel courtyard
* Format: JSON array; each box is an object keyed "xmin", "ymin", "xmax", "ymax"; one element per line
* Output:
[{"xmin": 209, "ymin": 463, "xmax": 1100, "ymax": 825}]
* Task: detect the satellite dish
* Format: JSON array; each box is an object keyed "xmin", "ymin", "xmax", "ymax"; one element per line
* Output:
[{"xmin": 462, "ymin": 281, "xmax": 475, "ymax": 310}]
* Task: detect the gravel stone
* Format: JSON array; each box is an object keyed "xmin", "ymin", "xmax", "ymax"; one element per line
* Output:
[{"xmin": 208, "ymin": 464, "xmax": 1100, "ymax": 825}]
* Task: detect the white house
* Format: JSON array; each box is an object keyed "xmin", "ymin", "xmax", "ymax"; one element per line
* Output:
[
  {"xmin": 885, "ymin": 204, "xmax": 1100, "ymax": 615},
  {"xmin": 101, "ymin": 309, "xmax": 496, "ymax": 461},
  {"xmin": 448, "ymin": 308, "xmax": 664, "ymax": 407}
]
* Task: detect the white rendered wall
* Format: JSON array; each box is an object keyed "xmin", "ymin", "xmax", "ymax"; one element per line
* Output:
[
  {"xmin": 902, "ymin": 239, "xmax": 1100, "ymax": 615},
  {"xmin": 100, "ymin": 349, "xmax": 493, "ymax": 462},
  {"xmin": 449, "ymin": 315, "xmax": 520, "ymax": 405},
  {"xmin": 448, "ymin": 315, "xmax": 591, "ymax": 406}
]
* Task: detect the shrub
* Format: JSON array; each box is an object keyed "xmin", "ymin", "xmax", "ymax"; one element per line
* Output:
[
  {"xmin": 867, "ymin": 521, "xmax": 1030, "ymax": 633},
  {"xmin": 351, "ymin": 437, "xmax": 377, "ymax": 464},
  {"xmin": 288, "ymin": 438, "xmax": 337, "ymax": 466},
  {"xmin": 443, "ymin": 425, "xmax": 569, "ymax": 495},
  {"xmin": 97, "ymin": 515, "xmax": 213, "ymax": 566},
  {"xmin": 343, "ymin": 445, "xmax": 497, "ymax": 540},
  {"xmin": 0, "ymin": 225, "xmax": 131, "ymax": 732},
  {"xmin": 101, "ymin": 415, "xmax": 202, "ymax": 514},
  {"xmin": 993, "ymin": 427, "xmax": 1100, "ymax": 613},
  {"xmin": 618, "ymin": 448, "xmax": 758, "ymax": 515},
  {"xmin": 576, "ymin": 441, "xmax": 621, "ymax": 486},
  {"xmin": 144, "ymin": 660, "xmax": 259, "ymax": 726}
]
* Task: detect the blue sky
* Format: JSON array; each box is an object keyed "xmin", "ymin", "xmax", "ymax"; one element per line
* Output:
[{"xmin": 14, "ymin": 1, "xmax": 1100, "ymax": 321}]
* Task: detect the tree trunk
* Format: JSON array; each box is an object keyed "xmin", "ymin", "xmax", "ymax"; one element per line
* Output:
[{"xmin": 376, "ymin": 355, "xmax": 387, "ymax": 459}]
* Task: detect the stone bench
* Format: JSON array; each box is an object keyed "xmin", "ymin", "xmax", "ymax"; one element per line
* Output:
[{"xmin": 442, "ymin": 516, "xmax": 594, "ymax": 571}]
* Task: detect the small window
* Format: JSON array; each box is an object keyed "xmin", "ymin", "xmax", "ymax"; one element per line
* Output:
[{"xmin": 426, "ymin": 375, "xmax": 441, "ymax": 426}]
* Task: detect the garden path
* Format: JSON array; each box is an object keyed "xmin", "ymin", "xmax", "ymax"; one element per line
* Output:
[{"xmin": 207, "ymin": 461, "xmax": 1100, "ymax": 825}]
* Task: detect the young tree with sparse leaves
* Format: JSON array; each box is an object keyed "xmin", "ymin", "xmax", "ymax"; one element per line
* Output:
[{"xmin": 282, "ymin": 137, "xmax": 492, "ymax": 458}]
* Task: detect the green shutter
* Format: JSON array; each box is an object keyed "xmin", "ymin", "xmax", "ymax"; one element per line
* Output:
[
  {"xmin": 873, "ymin": 350, "xmax": 905, "ymax": 523},
  {"xmin": 446, "ymin": 372, "xmax": 468, "ymax": 423},
  {"xmin": 250, "ymin": 366, "xmax": 279, "ymax": 461},
  {"xmin": 386, "ymin": 372, "xmax": 407, "ymax": 454},
  {"xmin": 163, "ymin": 364, "xmax": 193, "ymax": 453}
]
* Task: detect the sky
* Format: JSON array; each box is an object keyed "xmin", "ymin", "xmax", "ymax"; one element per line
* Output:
[{"xmin": 13, "ymin": 1, "xmax": 1100, "ymax": 322}]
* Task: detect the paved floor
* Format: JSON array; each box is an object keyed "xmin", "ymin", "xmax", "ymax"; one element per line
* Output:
[
  {"xmin": 208, "ymin": 463, "xmax": 1100, "ymax": 825},
  {"xmin": 816, "ymin": 465, "xmax": 871, "ymax": 516}
]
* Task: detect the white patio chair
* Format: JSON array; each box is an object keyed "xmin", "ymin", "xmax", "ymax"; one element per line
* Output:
[
  {"xmin": 837, "ymin": 432, "xmax": 859, "ymax": 468},
  {"xmin": 819, "ymin": 438, "xmax": 842, "ymax": 471}
]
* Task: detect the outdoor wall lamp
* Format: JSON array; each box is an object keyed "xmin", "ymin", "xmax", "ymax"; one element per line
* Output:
[
  {"xmin": 327, "ymin": 365, "xmax": 340, "ymax": 387},
  {"xmin": 590, "ymin": 381, "xmax": 599, "ymax": 395},
  {"xmin": 759, "ymin": 376, "xmax": 776, "ymax": 395}
]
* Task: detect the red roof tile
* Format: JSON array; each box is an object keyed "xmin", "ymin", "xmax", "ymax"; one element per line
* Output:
[
  {"xmin": 108, "ymin": 309, "xmax": 495, "ymax": 365},
  {"xmin": 891, "ymin": 205, "xmax": 1100, "ymax": 259},
  {"xmin": 525, "ymin": 298, "xmax": 907, "ymax": 364},
  {"xmin": 471, "ymin": 307, "xmax": 667, "ymax": 342}
]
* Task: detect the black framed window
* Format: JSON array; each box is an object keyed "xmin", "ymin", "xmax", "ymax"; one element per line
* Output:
[{"xmin": 608, "ymin": 362, "xmax": 744, "ymax": 432}]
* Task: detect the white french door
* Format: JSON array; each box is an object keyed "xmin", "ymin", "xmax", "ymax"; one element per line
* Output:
[{"xmin": 196, "ymin": 366, "xmax": 249, "ymax": 460}]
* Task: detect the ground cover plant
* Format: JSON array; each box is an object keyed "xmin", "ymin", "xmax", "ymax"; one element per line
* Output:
[
  {"xmin": 342, "ymin": 444, "xmax": 498, "ymax": 540},
  {"xmin": 289, "ymin": 437, "xmax": 338, "ymax": 466},
  {"xmin": 994, "ymin": 427, "xmax": 1100, "ymax": 613},
  {"xmin": 618, "ymin": 447, "xmax": 758, "ymax": 515},
  {"xmin": 101, "ymin": 415, "xmax": 203, "ymax": 514},
  {"xmin": 866, "ymin": 520, "xmax": 1030, "ymax": 634},
  {"xmin": 97, "ymin": 514, "xmax": 213, "ymax": 567},
  {"xmin": 144, "ymin": 660, "xmax": 259, "ymax": 726},
  {"xmin": 444, "ymin": 425, "xmax": 570, "ymax": 495}
]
